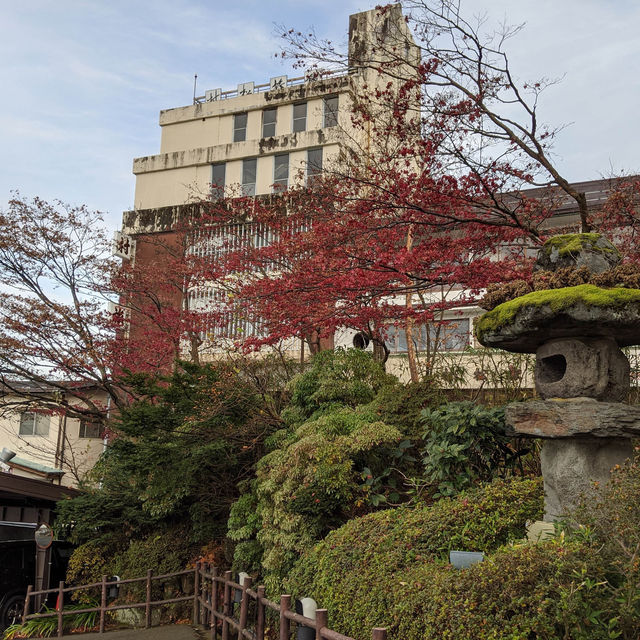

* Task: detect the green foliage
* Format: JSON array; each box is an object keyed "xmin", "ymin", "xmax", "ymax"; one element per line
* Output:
[
  {"xmin": 4, "ymin": 603, "xmax": 98, "ymax": 639},
  {"xmin": 66, "ymin": 539, "xmax": 115, "ymax": 594},
  {"xmin": 58, "ymin": 360, "xmax": 277, "ymax": 548},
  {"xmin": 226, "ymin": 487, "xmax": 263, "ymax": 574},
  {"xmin": 374, "ymin": 381, "xmax": 445, "ymax": 436},
  {"xmin": 257, "ymin": 407, "xmax": 402, "ymax": 593},
  {"xmin": 543, "ymin": 232, "xmax": 619, "ymax": 257},
  {"xmin": 282, "ymin": 349, "xmax": 398, "ymax": 424},
  {"xmin": 420, "ymin": 402, "xmax": 527, "ymax": 497},
  {"xmin": 392, "ymin": 540, "xmax": 613, "ymax": 640},
  {"xmin": 286, "ymin": 478, "xmax": 545, "ymax": 639},
  {"xmin": 66, "ymin": 526, "xmax": 197, "ymax": 620},
  {"xmin": 228, "ymin": 350, "xmax": 405, "ymax": 593},
  {"xmin": 110, "ymin": 528, "xmax": 194, "ymax": 580},
  {"xmin": 572, "ymin": 451, "xmax": 640, "ymax": 639}
]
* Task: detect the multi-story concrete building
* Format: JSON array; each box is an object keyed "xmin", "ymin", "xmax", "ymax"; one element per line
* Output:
[
  {"xmin": 125, "ymin": 6, "xmax": 418, "ymax": 216},
  {"xmin": 118, "ymin": 6, "xmax": 421, "ymax": 362},
  {"xmin": 118, "ymin": 5, "xmax": 632, "ymax": 385}
]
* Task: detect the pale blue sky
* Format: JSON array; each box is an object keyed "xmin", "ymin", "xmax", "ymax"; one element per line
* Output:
[{"xmin": 1, "ymin": 1, "xmax": 639, "ymax": 231}]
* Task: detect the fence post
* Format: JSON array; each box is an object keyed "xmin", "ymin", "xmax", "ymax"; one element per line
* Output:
[
  {"xmin": 202, "ymin": 563, "xmax": 209, "ymax": 628},
  {"xmin": 57, "ymin": 581, "xmax": 64, "ymax": 638},
  {"xmin": 280, "ymin": 595, "xmax": 292, "ymax": 640},
  {"xmin": 210, "ymin": 566, "xmax": 218, "ymax": 640},
  {"xmin": 238, "ymin": 575, "xmax": 252, "ymax": 638},
  {"xmin": 145, "ymin": 569, "xmax": 153, "ymax": 628},
  {"xmin": 255, "ymin": 586, "xmax": 266, "ymax": 640},
  {"xmin": 99, "ymin": 575, "xmax": 107, "ymax": 633},
  {"xmin": 372, "ymin": 629, "xmax": 387, "ymax": 640},
  {"xmin": 315, "ymin": 609, "xmax": 328, "ymax": 640},
  {"xmin": 22, "ymin": 586, "xmax": 32, "ymax": 625},
  {"xmin": 221, "ymin": 570, "xmax": 232, "ymax": 640},
  {"xmin": 193, "ymin": 561, "xmax": 201, "ymax": 625}
]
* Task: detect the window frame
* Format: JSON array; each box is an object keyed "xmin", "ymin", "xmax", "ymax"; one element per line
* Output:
[
  {"xmin": 292, "ymin": 102, "xmax": 307, "ymax": 133},
  {"xmin": 211, "ymin": 163, "xmax": 226, "ymax": 200},
  {"xmin": 323, "ymin": 95, "xmax": 339, "ymax": 128},
  {"xmin": 386, "ymin": 318, "xmax": 471, "ymax": 354},
  {"xmin": 79, "ymin": 420, "xmax": 102, "ymax": 439},
  {"xmin": 19, "ymin": 411, "xmax": 50, "ymax": 437},
  {"xmin": 233, "ymin": 112, "xmax": 248, "ymax": 142},
  {"xmin": 273, "ymin": 154, "xmax": 289, "ymax": 192},
  {"xmin": 262, "ymin": 107, "xmax": 277, "ymax": 138},
  {"xmin": 242, "ymin": 158, "xmax": 257, "ymax": 197},
  {"xmin": 306, "ymin": 148, "xmax": 323, "ymax": 183}
]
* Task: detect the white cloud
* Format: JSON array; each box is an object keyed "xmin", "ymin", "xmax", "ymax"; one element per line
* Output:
[{"xmin": 1, "ymin": 0, "xmax": 638, "ymax": 229}]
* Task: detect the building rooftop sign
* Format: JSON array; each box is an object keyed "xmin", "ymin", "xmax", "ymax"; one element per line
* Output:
[{"xmin": 196, "ymin": 69, "xmax": 349, "ymax": 104}]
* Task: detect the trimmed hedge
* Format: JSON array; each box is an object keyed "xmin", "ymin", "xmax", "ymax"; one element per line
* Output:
[
  {"xmin": 392, "ymin": 541, "xmax": 611, "ymax": 640},
  {"xmin": 287, "ymin": 477, "xmax": 545, "ymax": 638}
]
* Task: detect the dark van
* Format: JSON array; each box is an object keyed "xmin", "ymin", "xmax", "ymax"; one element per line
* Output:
[{"xmin": 0, "ymin": 540, "xmax": 74, "ymax": 629}]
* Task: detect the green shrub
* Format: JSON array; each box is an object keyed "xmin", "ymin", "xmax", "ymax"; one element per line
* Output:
[
  {"xmin": 66, "ymin": 539, "xmax": 117, "ymax": 599},
  {"xmin": 58, "ymin": 360, "xmax": 278, "ymax": 550},
  {"xmin": 110, "ymin": 529, "xmax": 196, "ymax": 581},
  {"xmin": 254, "ymin": 406, "xmax": 403, "ymax": 593},
  {"xmin": 572, "ymin": 451, "xmax": 640, "ymax": 638},
  {"xmin": 392, "ymin": 541, "xmax": 612, "ymax": 640},
  {"xmin": 287, "ymin": 477, "xmax": 544, "ymax": 637},
  {"xmin": 227, "ymin": 350, "xmax": 411, "ymax": 593},
  {"xmin": 67, "ymin": 526, "xmax": 198, "ymax": 613},
  {"xmin": 420, "ymin": 401, "xmax": 528, "ymax": 496},
  {"xmin": 227, "ymin": 488, "xmax": 264, "ymax": 574},
  {"xmin": 373, "ymin": 381, "xmax": 445, "ymax": 436},
  {"xmin": 282, "ymin": 349, "xmax": 397, "ymax": 424},
  {"xmin": 4, "ymin": 602, "xmax": 99, "ymax": 639}
]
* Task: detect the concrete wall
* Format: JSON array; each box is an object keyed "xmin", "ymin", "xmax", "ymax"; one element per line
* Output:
[{"xmin": 133, "ymin": 74, "xmax": 353, "ymax": 210}]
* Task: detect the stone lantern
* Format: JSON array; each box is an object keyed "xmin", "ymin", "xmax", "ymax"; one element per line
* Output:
[{"xmin": 476, "ymin": 234, "xmax": 640, "ymax": 520}]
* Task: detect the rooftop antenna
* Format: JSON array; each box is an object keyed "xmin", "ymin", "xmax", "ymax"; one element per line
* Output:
[{"xmin": 193, "ymin": 73, "xmax": 198, "ymax": 104}]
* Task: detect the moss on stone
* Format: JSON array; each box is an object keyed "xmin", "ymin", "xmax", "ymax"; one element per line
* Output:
[
  {"xmin": 476, "ymin": 284, "xmax": 640, "ymax": 340},
  {"xmin": 542, "ymin": 233, "xmax": 619, "ymax": 257}
]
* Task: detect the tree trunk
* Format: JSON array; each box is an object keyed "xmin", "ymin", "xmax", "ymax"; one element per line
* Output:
[
  {"xmin": 405, "ymin": 226, "xmax": 420, "ymax": 382},
  {"xmin": 372, "ymin": 338, "xmax": 389, "ymax": 365}
]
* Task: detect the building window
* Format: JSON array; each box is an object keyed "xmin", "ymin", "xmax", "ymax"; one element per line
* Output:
[
  {"xmin": 386, "ymin": 319, "xmax": 470, "ymax": 353},
  {"xmin": 79, "ymin": 420, "xmax": 102, "ymax": 439},
  {"xmin": 293, "ymin": 102, "xmax": 307, "ymax": 133},
  {"xmin": 273, "ymin": 154, "xmax": 289, "ymax": 191},
  {"xmin": 307, "ymin": 148, "xmax": 323, "ymax": 182},
  {"xmin": 242, "ymin": 158, "xmax": 257, "ymax": 197},
  {"xmin": 211, "ymin": 163, "xmax": 226, "ymax": 200},
  {"xmin": 323, "ymin": 95, "xmax": 339, "ymax": 128},
  {"xmin": 262, "ymin": 108, "xmax": 277, "ymax": 138},
  {"xmin": 19, "ymin": 412, "xmax": 50, "ymax": 436},
  {"xmin": 233, "ymin": 112, "xmax": 248, "ymax": 142}
]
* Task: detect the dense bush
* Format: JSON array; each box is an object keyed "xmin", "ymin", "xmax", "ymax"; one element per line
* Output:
[
  {"xmin": 230, "ymin": 405, "xmax": 403, "ymax": 592},
  {"xmin": 281, "ymin": 348, "xmax": 398, "ymax": 425},
  {"xmin": 66, "ymin": 525, "xmax": 198, "ymax": 618},
  {"xmin": 287, "ymin": 477, "xmax": 544, "ymax": 636},
  {"xmin": 420, "ymin": 401, "xmax": 529, "ymax": 497},
  {"xmin": 391, "ymin": 541, "xmax": 613, "ymax": 640},
  {"xmin": 228, "ymin": 350, "xmax": 406, "ymax": 592},
  {"xmin": 573, "ymin": 450, "xmax": 640, "ymax": 638},
  {"xmin": 59, "ymin": 360, "xmax": 278, "ymax": 550}
]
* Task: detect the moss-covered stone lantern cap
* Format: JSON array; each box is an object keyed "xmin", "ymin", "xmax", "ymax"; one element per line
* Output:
[
  {"xmin": 535, "ymin": 233, "xmax": 621, "ymax": 273},
  {"xmin": 475, "ymin": 284, "xmax": 640, "ymax": 353}
]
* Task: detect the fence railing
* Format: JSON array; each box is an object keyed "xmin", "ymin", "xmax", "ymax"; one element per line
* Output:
[
  {"xmin": 22, "ymin": 563, "xmax": 387, "ymax": 640},
  {"xmin": 22, "ymin": 567, "xmax": 196, "ymax": 638},
  {"xmin": 195, "ymin": 565, "xmax": 386, "ymax": 640}
]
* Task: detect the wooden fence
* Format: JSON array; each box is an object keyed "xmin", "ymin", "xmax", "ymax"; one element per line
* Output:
[{"xmin": 22, "ymin": 563, "xmax": 387, "ymax": 640}]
